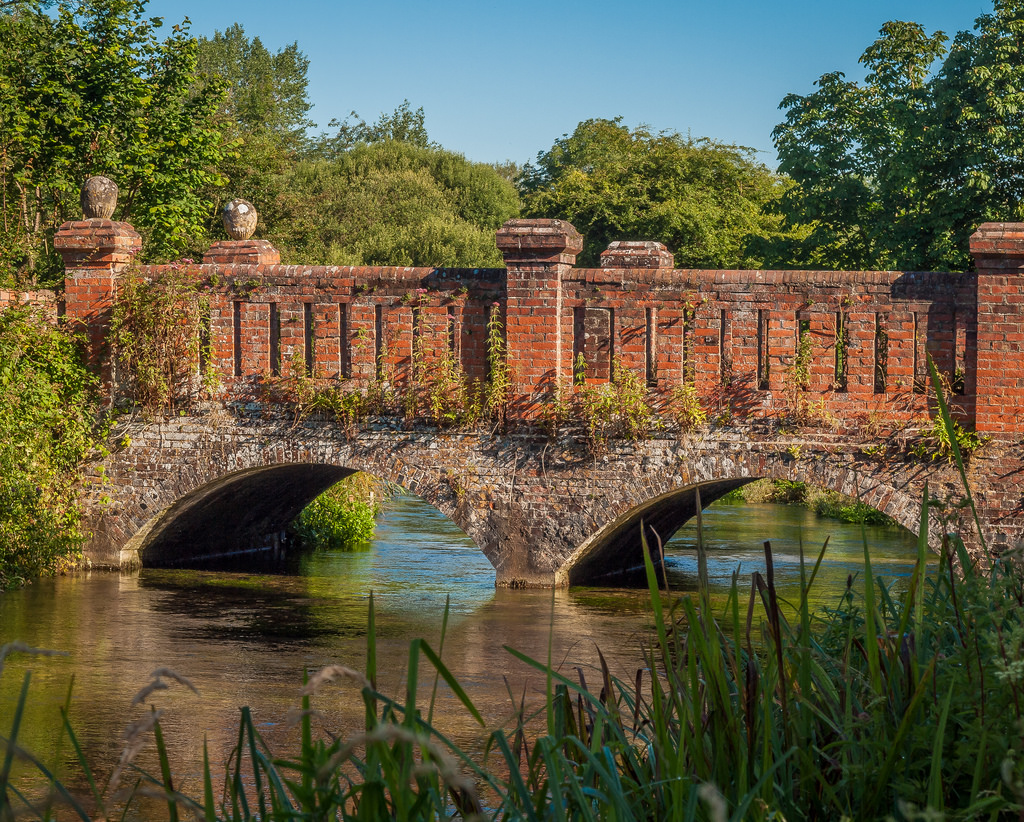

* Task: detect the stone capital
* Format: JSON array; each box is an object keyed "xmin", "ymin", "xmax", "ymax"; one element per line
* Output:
[
  {"xmin": 496, "ymin": 219, "xmax": 583, "ymax": 266},
  {"xmin": 54, "ymin": 219, "xmax": 142, "ymax": 270},
  {"xmin": 203, "ymin": 239, "xmax": 281, "ymax": 266},
  {"xmin": 600, "ymin": 240, "xmax": 674, "ymax": 269},
  {"xmin": 970, "ymin": 223, "xmax": 1024, "ymax": 271}
]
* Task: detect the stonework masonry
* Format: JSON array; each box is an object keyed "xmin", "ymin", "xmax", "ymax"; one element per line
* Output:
[{"xmin": 32, "ymin": 213, "xmax": 1024, "ymax": 586}]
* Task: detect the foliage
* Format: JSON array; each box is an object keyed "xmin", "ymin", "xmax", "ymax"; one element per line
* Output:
[
  {"xmin": 0, "ymin": 306, "xmax": 102, "ymax": 590},
  {"xmin": 768, "ymin": 2, "xmax": 1024, "ymax": 271},
  {"xmin": 737, "ymin": 479, "xmax": 896, "ymax": 525},
  {"xmin": 911, "ymin": 409, "xmax": 988, "ymax": 463},
  {"xmin": 110, "ymin": 266, "xmax": 214, "ymax": 413},
  {"xmin": 196, "ymin": 24, "xmax": 314, "ymax": 242},
  {"xmin": 0, "ymin": 0, "xmax": 228, "ymax": 286},
  {"xmin": 316, "ymin": 99, "xmax": 432, "ymax": 158},
  {"xmin": 519, "ymin": 117, "xmax": 796, "ymax": 268},
  {"xmin": 668, "ymin": 383, "xmax": 708, "ymax": 431},
  {"xmin": 270, "ymin": 140, "xmax": 521, "ymax": 267},
  {"xmin": 804, "ymin": 485, "xmax": 895, "ymax": 525},
  {"xmin": 554, "ymin": 357, "xmax": 655, "ymax": 456},
  {"xmin": 290, "ymin": 474, "xmax": 388, "ymax": 552},
  {"xmin": 197, "ymin": 24, "xmax": 314, "ymax": 147}
]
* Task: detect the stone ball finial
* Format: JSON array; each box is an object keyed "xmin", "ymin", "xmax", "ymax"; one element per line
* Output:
[
  {"xmin": 81, "ymin": 175, "xmax": 118, "ymax": 220},
  {"xmin": 222, "ymin": 198, "xmax": 258, "ymax": 241}
]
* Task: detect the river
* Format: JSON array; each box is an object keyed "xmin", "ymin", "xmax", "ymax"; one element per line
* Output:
[{"xmin": 0, "ymin": 493, "xmax": 921, "ymax": 803}]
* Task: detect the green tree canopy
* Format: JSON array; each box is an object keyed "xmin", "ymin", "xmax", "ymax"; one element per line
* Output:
[
  {"xmin": 0, "ymin": 0, "xmax": 228, "ymax": 286},
  {"xmin": 518, "ymin": 118, "xmax": 792, "ymax": 268},
  {"xmin": 315, "ymin": 99, "xmax": 432, "ymax": 159},
  {"xmin": 0, "ymin": 305, "xmax": 101, "ymax": 590},
  {"xmin": 196, "ymin": 24, "xmax": 315, "ymax": 243},
  {"xmin": 197, "ymin": 23, "xmax": 314, "ymax": 145},
  {"xmin": 273, "ymin": 139, "xmax": 521, "ymax": 267},
  {"xmin": 770, "ymin": 1, "xmax": 1024, "ymax": 272}
]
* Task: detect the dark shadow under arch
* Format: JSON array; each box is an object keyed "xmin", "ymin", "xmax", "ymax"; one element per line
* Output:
[
  {"xmin": 566, "ymin": 478, "xmax": 752, "ymax": 586},
  {"xmin": 139, "ymin": 464, "xmax": 356, "ymax": 567}
]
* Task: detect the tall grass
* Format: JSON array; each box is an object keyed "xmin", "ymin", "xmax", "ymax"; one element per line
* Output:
[{"xmin": 3, "ymin": 358, "xmax": 1022, "ymax": 820}]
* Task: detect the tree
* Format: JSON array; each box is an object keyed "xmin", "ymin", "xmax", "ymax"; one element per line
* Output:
[
  {"xmin": 315, "ymin": 99, "xmax": 431, "ymax": 160},
  {"xmin": 0, "ymin": 0, "xmax": 228, "ymax": 286},
  {"xmin": 272, "ymin": 140, "xmax": 521, "ymax": 267},
  {"xmin": 197, "ymin": 23, "xmax": 314, "ymax": 146},
  {"xmin": 770, "ymin": 1, "xmax": 1024, "ymax": 272},
  {"xmin": 196, "ymin": 24, "xmax": 314, "ymax": 243},
  {"xmin": 518, "ymin": 118, "xmax": 793, "ymax": 268},
  {"xmin": 0, "ymin": 305, "xmax": 101, "ymax": 589}
]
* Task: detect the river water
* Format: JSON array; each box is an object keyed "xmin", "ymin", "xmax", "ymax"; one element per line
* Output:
[{"xmin": 0, "ymin": 493, "xmax": 921, "ymax": 799}]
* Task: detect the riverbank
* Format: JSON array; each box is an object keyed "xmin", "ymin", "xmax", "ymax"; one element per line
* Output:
[{"xmin": 720, "ymin": 478, "xmax": 896, "ymax": 525}]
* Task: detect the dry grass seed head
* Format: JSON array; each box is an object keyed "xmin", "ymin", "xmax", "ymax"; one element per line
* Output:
[
  {"xmin": 0, "ymin": 641, "xmax": 67, "ymax": 678},
  {"xmin": 302, "ymin": 664, "xmax": 372, "ymax": 695}
]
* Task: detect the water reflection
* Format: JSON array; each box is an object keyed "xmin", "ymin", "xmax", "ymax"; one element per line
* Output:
[{"xmin": 0, "ymin": 492, "xmax": 922, "ymax": 793}]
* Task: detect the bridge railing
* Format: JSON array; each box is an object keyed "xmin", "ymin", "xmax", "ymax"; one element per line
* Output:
[{"xmin": 49, "ymin": 184, "xmax": 1024, "ymax": 437}]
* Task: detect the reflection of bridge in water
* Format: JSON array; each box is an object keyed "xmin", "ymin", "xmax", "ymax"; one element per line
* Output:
[{"xmin": 26, "ymin": 182, "xmax": 1024, "ymax": 586}]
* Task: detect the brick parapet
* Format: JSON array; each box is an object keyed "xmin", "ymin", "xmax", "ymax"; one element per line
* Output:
[
  {"xmin": 52, "ymin": 216, "xmax": 1004, "ymax": 437},
  {"xmin": 969, "ymin": 223, "xmax": 1024, "ymax": 435}
]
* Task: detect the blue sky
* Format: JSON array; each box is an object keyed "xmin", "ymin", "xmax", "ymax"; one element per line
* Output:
[{"xmin": 150, "ymin": 0, "xmax": 990, "ymax": 169}]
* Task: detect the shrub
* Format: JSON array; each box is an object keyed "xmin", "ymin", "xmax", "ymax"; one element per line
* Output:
[
  {"xmin": 289, "ymin": 474, "xmax": 389, "ymax": 551},
  {"xmin": 0, "ymin": 306, "xmax": 102, "ymax": 590}
]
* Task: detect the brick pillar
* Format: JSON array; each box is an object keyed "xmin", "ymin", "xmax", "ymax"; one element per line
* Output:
[
  {"xmin": 54, "ymin": 218, "xmax": 142, "ymax": 383},
  {"xmin": 496, "ymin": 219, "xmax": 582, "ymax": 418},
  {"xmin": 969, "ymin": 223, "xmax": 1024, "ymax": 436},
  {"xmin": 600, "ymin": 241, "xmax": 674, "ymax": 383}
]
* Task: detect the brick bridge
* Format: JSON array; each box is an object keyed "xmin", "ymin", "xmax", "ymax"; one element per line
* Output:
[{"xmin": 28, "ymin": 191, "xmax": 1024, "ymax": 587}]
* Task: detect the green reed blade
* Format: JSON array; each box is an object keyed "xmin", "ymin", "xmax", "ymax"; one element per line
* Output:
[
  {"xmin": 927, "ymin": 682, "xmax": 955, "ymax": 812},
  {"xmin": 366, "ymin": 591, "xmax": 377, "ymax": 729},
  {"xmin": 866, "ymin": 657, "xmax": 937, "ymax": 814},
  {"xmin": 201, "ymin": 739, "xmax": 215, "ymax": 822},
  {"xmin": 58, "ymin": 708, "xmax": 104, "ymax": 816},
  {"xmin": 426, "ymin": 594, "xmax": 451, "ymax": 727},
  {"xmin": 0, "ymin": 737, "xmax": 91, "ymax": 822},
  {"xmin": 151, "ymin": 711, "xmax": 178, "ymax": 822},
  {"xmin": 418, "ymin": 641, "xmax": 486, "ymax": 727},
  {"xmin": 927, "ymin": 354, "xmax": 985, "ymax": 549},
  {"xmin": 0, "ymin": 671, "xmax": 30, "ymax": 818}
]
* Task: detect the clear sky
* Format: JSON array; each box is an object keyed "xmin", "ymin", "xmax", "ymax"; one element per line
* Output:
[{"xmin": 148, "ymin": 0, "xmax": 991, "ymax": 170}]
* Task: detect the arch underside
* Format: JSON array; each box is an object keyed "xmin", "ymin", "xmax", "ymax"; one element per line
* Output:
[
  {"xmin": 137, "ymin": 464, "xmax": 355, "ymax": 566},
  {"xmin": 565, "ymin": 479, "xmax": 751, "ymax": 585},
  {"xmin": 562, "ymin": 468, "xmax": 928, "ymax": 587}
]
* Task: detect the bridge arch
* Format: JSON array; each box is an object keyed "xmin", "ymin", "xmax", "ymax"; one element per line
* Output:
[
  {"xmin": 100, "ymin": 428, "xmax": 494, "ymax": 571},
  {"xmin": 559, "ymin": 452, "xmax": 932, "ymax": 586}
]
